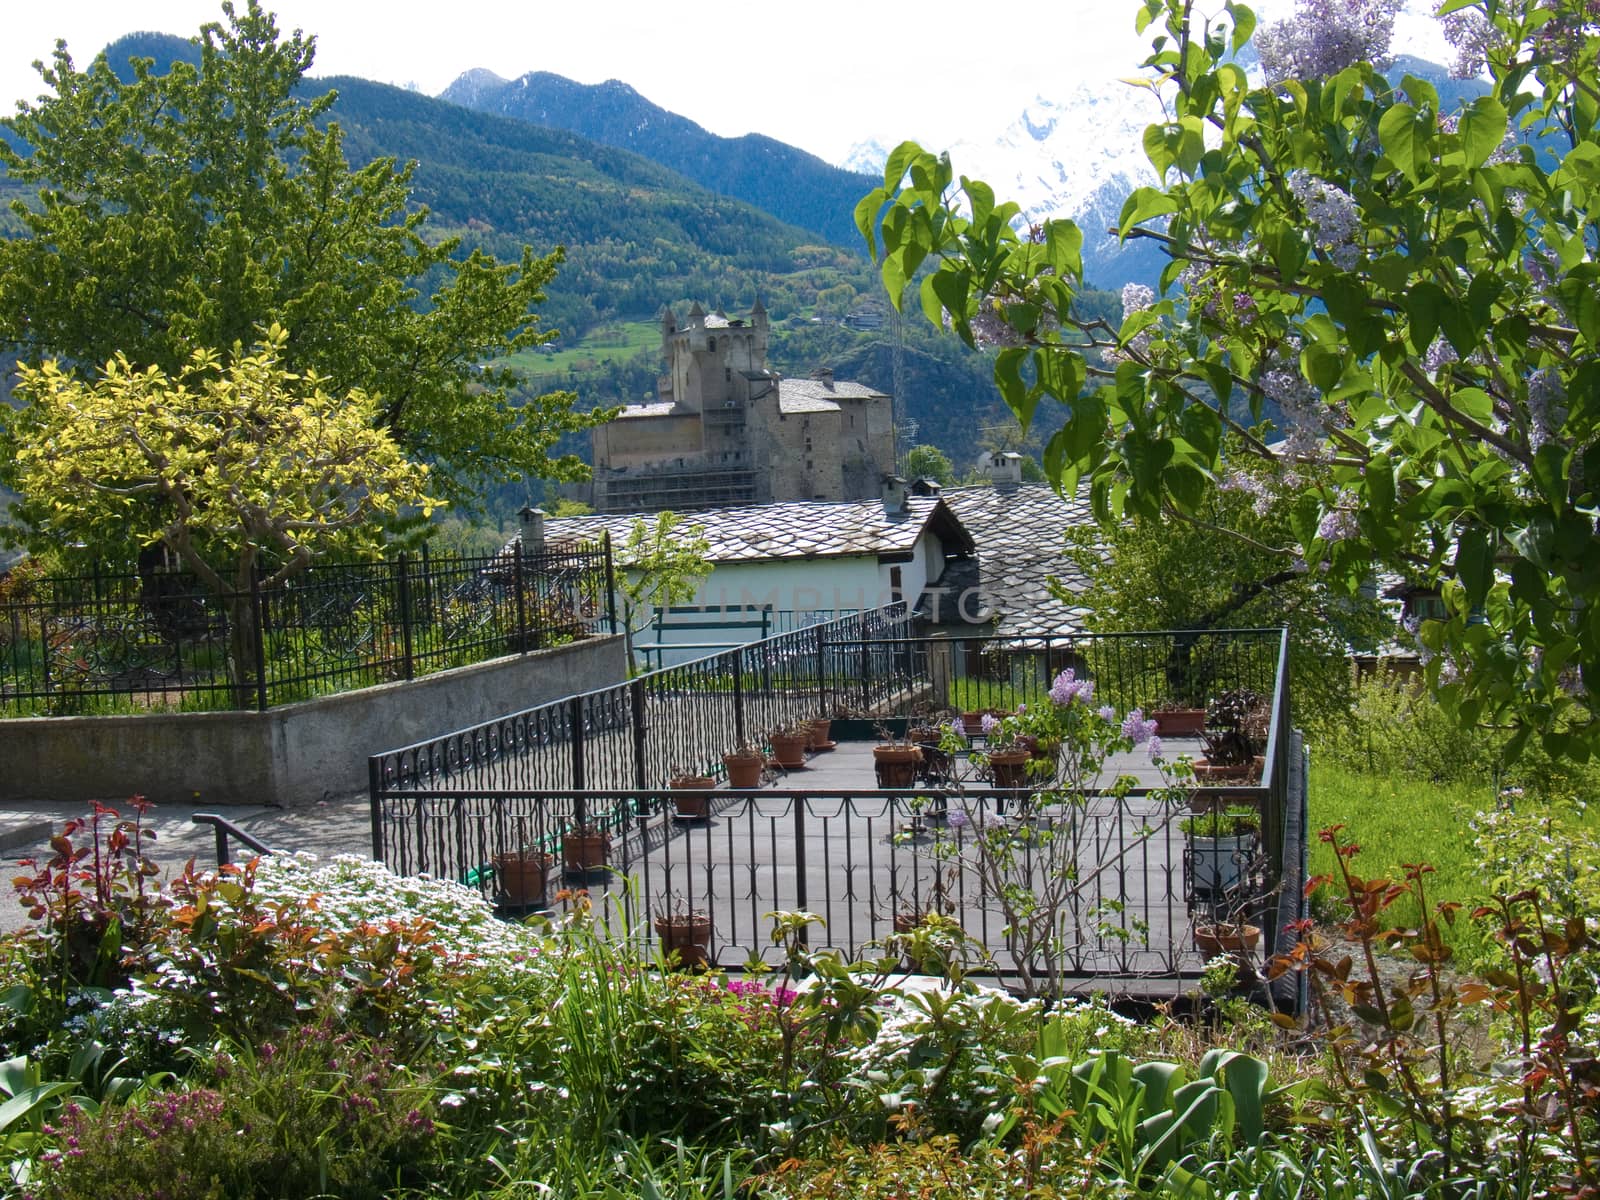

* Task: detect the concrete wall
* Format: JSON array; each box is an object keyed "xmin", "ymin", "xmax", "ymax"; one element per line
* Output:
[{"xmin": 0, "ymin": 635, "xmax": 626, "ymax": 808}]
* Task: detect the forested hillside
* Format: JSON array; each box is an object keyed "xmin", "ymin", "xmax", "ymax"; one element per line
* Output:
[{"xmin": 439, "ymin": 70, "xmax": 877, "ymax": 249}]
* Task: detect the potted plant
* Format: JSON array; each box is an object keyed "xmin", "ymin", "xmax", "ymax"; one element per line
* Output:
[
  {"xmin": 492, "ymin": 847, "xmax": 553, "ymax": 906},
  {"xmin": 653, "ymin": 894, "xmax": 713, "ymax": 970},
  {"xmin": 1195, "ymin": 689, "xmax": 1265, "ymax": 784},
  {"xmin": 1194, "ymin": 919, "xmax": 1262, "ymax": 960},
  {"xmin": 768, "ymin": 720, "xmax": 811, "ymax": 769},
  {"xmin": 973, "ymin": 711, "xmax": 1031, "ymax": 789},
  {"xmin": 1180, "ymin": 805, "xmax": 1261, "ymax": 894},
  {"xmin": 805, "ymin": 716, "xmax": 834, "ymax": 751},
  {"xmin": 1147, "ymin": 697, "xmax": 1207, "ymax": 736},
  {"xmin": 723, "ymin": 740, "xmax": 766, "ymax": 788},
  {"xmin": 561, "ymin": 821, "xmax": 611, "ymax": 876},
  {"xmin": 667, "ymin": 765, "xmax": 716, "ymax": 820},
  {"xmin": 872, "ymin": 723, "xmax": 923, "ymax": 787}
]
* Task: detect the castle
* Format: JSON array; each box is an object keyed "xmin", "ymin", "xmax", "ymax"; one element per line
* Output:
[{"xmin": 588, "ymin": 301, "xmax": 896, "ymax": 512}]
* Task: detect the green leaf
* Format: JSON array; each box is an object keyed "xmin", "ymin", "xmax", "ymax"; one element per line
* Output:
[
  {"xmin": 1379, "ymin": 103, "xmax": 1423, "ymax": 182},
  {"xmin": 1459, "ymin": 96, "xmax": 1509, "ymax": 168},
  {"xmin": 1044, "ymin": 220, "xmax": 1084, "ymax": 280},
  {"xmin": 1118, "ymin": 187, "xmax": 1179, "ymax": 238},
  {"xmin": 1450, "ymin": 387, "xmax": 1493, "ymax": 424},
  {"xmin": 1144, "ymin": 124, "xmax": 1177, "ymax": 177},
  {"xmin": 1456, "ymin": 526, "xmax": 1493, "ymax": 605},
  {"xmin": 1403, "ymin": 282, "xmax": 1443, "ymax": 355},
  {"xmin": 854, "ymin": 188, "xmax": 888, "ymax": 260}
]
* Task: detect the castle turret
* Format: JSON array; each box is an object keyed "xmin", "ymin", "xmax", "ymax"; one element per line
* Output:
[{"xmin": 752, "ymin": 295, "xmax": 769, "ymax": 357}]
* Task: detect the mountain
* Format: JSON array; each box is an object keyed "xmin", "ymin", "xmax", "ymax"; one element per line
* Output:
[
  {"xmin": 438, "ymin": 70, "xmax": 877, "ymax": 250},
  {"xmin": 845, "ymin": 53, "xmax": 1489, "ymax": 293},
  {"xmin": 37, "ymin": 33, "xmax": 873, "ymax": 341}
]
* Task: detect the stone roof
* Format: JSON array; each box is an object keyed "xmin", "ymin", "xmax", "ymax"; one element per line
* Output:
[
  {"xmin": 778, "ymin": 378, "xmax": 884, "ymax": 414},
  {"xmin": 934, "ymin": 482, "xmax": 1099, "ymax": 637},
  {"xmin": 548, "ymin": 495, "xmax": 975, "ymax": 565},
  {"xmin": 613, "ymin": 401, "xmax": 682, "ymax": 419}
]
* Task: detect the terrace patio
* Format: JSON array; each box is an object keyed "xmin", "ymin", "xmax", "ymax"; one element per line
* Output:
[{"xmin": 369, "ymin": 608, "xmax": 1307, "ymax": 1005}]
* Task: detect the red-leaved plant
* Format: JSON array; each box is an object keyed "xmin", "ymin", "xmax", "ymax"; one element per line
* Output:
[
  {"xmin": 1269, "ymin": 825, "xmax": 1596, "ymax": 1197},
  {"xmin": 12, "ymin": 797, "xmax": 166, "ymax": 1000}
]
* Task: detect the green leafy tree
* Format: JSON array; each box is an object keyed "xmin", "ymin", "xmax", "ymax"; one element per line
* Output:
[
  {"xmin": 1064, "ymin": 447, "xmax": 1389, "ymax": 738},
  {"xmin": 617, "ymin": 511, "xmax": 713, "ymax": 670},
  {"xmin": 7, "ymin": 327, "xmax": 438, "ymax": 702},
  {"xmin": 903, "ymin": 444, "xmax": 956, "ymax": 485},
  {"xmin": 860, "ymin": 0, "xmax": 1600, "ymax": 761},
  {"xmin": 0, "ymin": 1, "xmax": 602, "ymax": 513}
]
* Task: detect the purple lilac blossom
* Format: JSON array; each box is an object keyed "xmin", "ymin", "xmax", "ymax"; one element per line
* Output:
[
  {"xmin": 1423, "ymin": 335, "xmax": 1458, "ymax": 374},
  {"xmin": 1147, "ymin": 735, "xmax": 1163, "ymax": 759},
  {"xmin": 1259, "ymin": 339, "xmax": 1325, "ymax": 458},
  {"xmin": 1316, "ymin": 507, "xmax": 1359, "ymax": 542},
  {"xmin": 1257, "ymin": 0, "xmax": 1401, "ymax": 83},
  {"xmin": 948, "ymin": 809, "xmax": 971, "ymax": 830},
  {"xmin": 1528, "ymin": 369, "xmax": 1563, "ymax": 451},
  {"xmin": 1049, "ymin": 668, "xmax": 1095, "ymax": 707},
  {"xmin": 1220, "ymin": 469, "xmax": 1275, "ymax": 517},
  {"xmin": 1288, "ymin": 171, "xmax": 1363, "ymax": 269},
  {"xmin": 980, "ymin": 712, "xmax": 1002, "ymax": 735},
  {"xmin": 1121, "ymin": 709, "xmax": 1159, "ymax": 745},
  {"xmin": 1098, "ymin": 705, "xmax": 1117, "ymax": 723}
]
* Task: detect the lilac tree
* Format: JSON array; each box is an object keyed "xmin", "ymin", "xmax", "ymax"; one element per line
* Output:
[{"xmin": 859, "ymin": 0, "xmax": 1600, "ymax": 761}]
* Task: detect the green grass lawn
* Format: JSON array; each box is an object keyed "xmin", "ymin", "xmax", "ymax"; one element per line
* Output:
[
  {"xmin": 501, "ymin": 318, "xmax": 659, "ymax": 375},
  {"xmin": 1306, "ymin": 759, "xmax": 1600, "ymax": 966}
]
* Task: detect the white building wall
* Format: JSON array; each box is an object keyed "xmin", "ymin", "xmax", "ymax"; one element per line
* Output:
[{"xmin": 629, "ymin": 537, "xmax": 947, "ymax": 667}]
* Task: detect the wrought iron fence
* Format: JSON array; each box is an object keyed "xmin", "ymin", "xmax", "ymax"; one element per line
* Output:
[
  {"xmin": 368, "ymin": 623, "xmax": 1300, "ymax": 998},
  {"xmin": 368, "ymin": 779, "xmax": 1294, "ymax": 992},
  {"xmin": 368, "ymin": 604, "xmax": 912, "ymax": 798},
  {"xmin": 0, "ymin": 540, "xmax": 613, "ymax": 715}
]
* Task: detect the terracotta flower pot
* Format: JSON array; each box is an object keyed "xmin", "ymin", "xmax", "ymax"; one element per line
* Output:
[
  {"xmin": 669, "ymin": 775, "xmax": 716, "ymax": 820},
  {"xmin": 654, "ymin": 912, "xmax": 713, "ymax": 969},
  {"xmin": 723, "ymin": 751, "xmax": 764, "ymax": 788},
  {"xmin": 769, "ymin": 731, "xmax": 809, "ymax": 769},
  {"xmin": 987, "ymin": 748, "xmax": 1032, "ymax": 789},
  {"xmin": 873, "ymin": 744, "xmax": 922, "ymax": 787},
  {"xmin": 1195, "ymin": 922, "xmax": 1261, "ymax": 959},
  {"xmin": 562, "ymin": 831, "xmax": 609, "ymax": 875},
  {"xmin": 805, "ymin": 718, "xmax": 833, "ymax": 750},
  {"xmin": 1193, "ymin": 759, "xmax": 1257, "ymax": 785},
  {"xmin": 1150, "ymin": 708, "xmax": 1207, "ymax": 736},
  {"xmin": 493, "ymin": 851, "xmax": 551, "ymax": 906}
]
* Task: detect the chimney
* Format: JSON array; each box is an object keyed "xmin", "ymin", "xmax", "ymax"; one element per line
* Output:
[
  {"xmin": 809, "ymin": 366, "xmax": 834, "ymax": 390},
  {"xmin": 881, "ymin": 474, "xmax": 909, "ymax": 515},
  {"xmin": 981, "ymin": 452, "xmax": 1024, "ymax": 489},
  {"xmin": 518, "ymin": 505, "xmax": 547, "ymax": 551},
  {"xmin": 909, "ymin": 478, "xmax": 942, "ymax": 497}
]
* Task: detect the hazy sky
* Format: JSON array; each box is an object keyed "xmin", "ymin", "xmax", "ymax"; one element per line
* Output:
[{"xmin": 3, "ymin": 1, "xmax": 1452, "ymax": 166}]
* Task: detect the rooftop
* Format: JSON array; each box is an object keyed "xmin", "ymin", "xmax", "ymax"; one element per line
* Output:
[
  {"xmin": 936, "ymin": 482, "xmax": 1098, "ymax": 636},
  {"xmin": 550, "ymin": 494, "xmax": 976, "ymax": 565},
  {"xmin": 778, "ymin": 377, "xmax": 885, "ymax": 414}
]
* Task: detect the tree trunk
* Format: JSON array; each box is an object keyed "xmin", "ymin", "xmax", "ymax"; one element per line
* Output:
[{"xmin": 226, "ymin": 559, "xmax": 262, "ymax": 709}]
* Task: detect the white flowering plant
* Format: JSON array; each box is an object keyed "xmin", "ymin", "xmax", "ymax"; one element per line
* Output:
[{"xmin": 860, "ymin": 0, "xmax": 1600, "ymax": 762}]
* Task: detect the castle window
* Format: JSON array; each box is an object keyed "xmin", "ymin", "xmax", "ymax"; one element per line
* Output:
[
  {"xmin": 707, "ymin": 337, "xmax": 717, "ymax": 352},
  {"xmin": 806, "ymin": 458, "xmax": 814, "ymax": 470},
  {"xmin": 725, "ymin": 367, "xmax": 731, "ymax": 381}
]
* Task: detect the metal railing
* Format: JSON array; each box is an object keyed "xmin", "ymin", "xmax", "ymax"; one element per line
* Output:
[
  {"xmin": 367, "ymin": 603, "xmax": 913, "ymax": 799},
  {"xmin": 368, "ymin": 623, "xmax": 1300, "ymax": 997},
  {"xmin": 0, "ymin": 540, "xmax": 613, "ymax": 714}
]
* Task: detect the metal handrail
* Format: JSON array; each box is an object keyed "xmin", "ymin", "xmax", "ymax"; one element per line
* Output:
[{"xmin": 191, "ymin": 812, "xmax": 276, "ymax": 866}]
